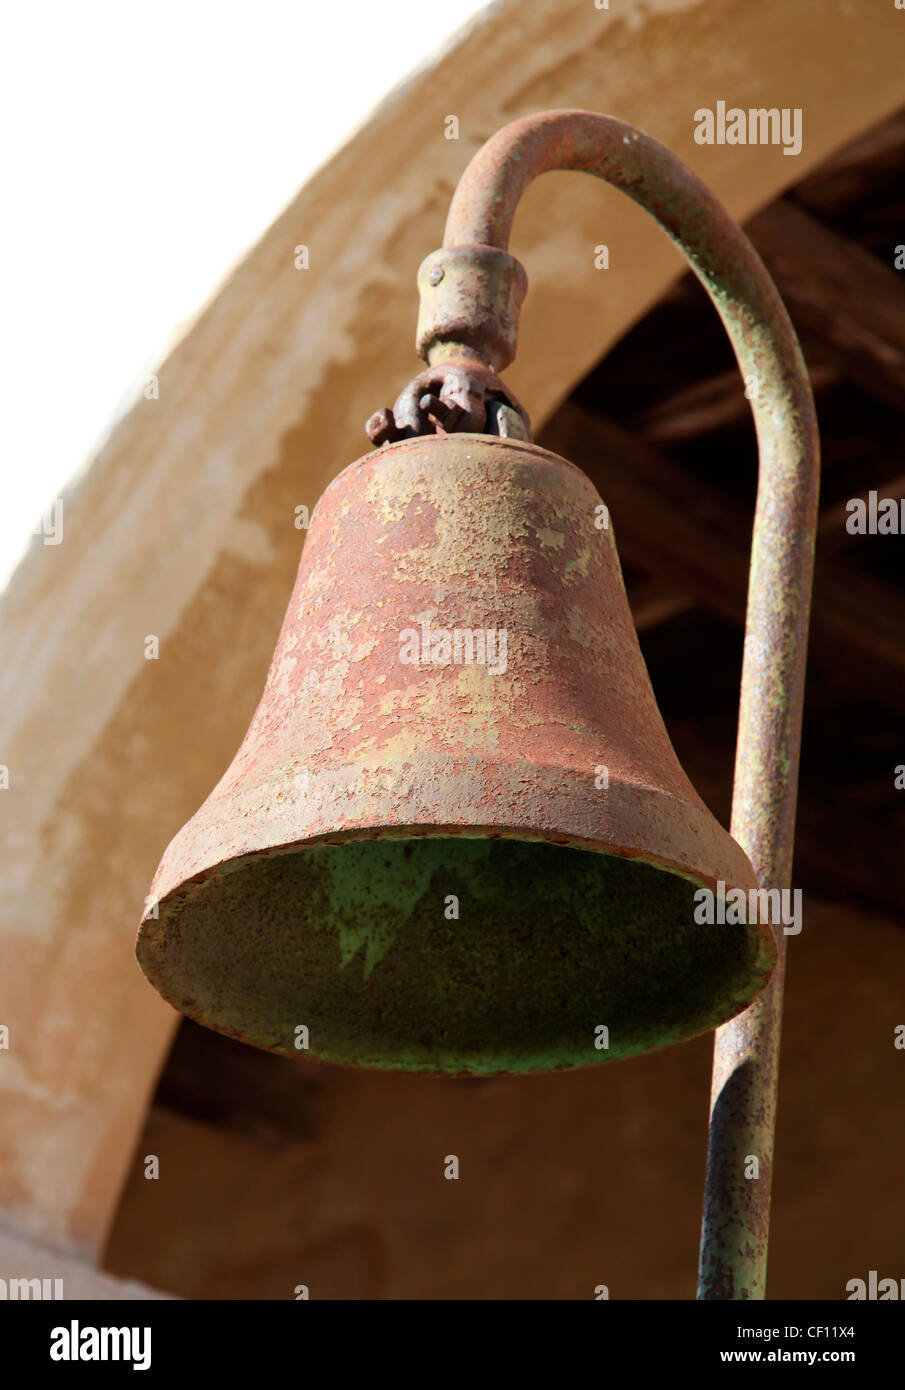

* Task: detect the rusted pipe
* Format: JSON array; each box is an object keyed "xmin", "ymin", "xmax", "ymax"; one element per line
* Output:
[{"xmin": 421, "ymin": 109, "xmax": 819, "ymax": 1298}]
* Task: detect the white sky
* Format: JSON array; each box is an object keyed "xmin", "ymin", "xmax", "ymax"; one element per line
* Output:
[{"xmin": 0, "ymin": 0, "xmax": 486, "ymax": 589}]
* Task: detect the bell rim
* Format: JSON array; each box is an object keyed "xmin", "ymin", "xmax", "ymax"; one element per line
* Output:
[
  {"xmin": 136, "ymin": 828, "xmax": 776, "ymax": 1076},
  {"xmin": 142, "ymin": 816, "xmax": 761, "ymax": 911}
]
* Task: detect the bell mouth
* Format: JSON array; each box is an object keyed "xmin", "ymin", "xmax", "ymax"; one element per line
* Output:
[{"xmin": 138, "ymin": 834, "xmax": 774, "ymax": 1075}]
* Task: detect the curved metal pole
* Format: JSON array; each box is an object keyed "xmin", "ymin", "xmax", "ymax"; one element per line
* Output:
[{"xmin": 428, "ymin": 110, "xmax": 820, "ymax": 1298}]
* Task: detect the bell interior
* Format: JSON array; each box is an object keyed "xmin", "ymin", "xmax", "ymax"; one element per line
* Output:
[{"xmin": 140, "ymin": 835, "xmax": 772, "ymax": 1076}]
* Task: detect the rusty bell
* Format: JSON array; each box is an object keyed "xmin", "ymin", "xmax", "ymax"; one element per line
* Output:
[{"xmin": 136, "ymin": 432, "xmax": 773, "ymax": 1074}]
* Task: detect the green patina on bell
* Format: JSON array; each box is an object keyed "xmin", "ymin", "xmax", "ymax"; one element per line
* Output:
[{"xmin": 136, "ymin": 434, "xmax": 774, "ymax": 1074}]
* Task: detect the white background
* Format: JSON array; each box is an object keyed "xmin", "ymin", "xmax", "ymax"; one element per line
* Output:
[{"xmin": 0, "ymin": 0, "xmax": 485, "ymax": 587}]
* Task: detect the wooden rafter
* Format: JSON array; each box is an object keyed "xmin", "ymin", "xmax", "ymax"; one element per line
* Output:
[
  {"xmin": 631, "ymin": 359, "xmax": 838, "ymax": 447},
  {"xmin": 627, "ymin": 576, "xmax": 694, "ymax": 631},
  {"xmin": 539, "ymin": 402, "xmax": 905, "ymax": 714},
  {"xmin": 749, "ymin": 200, "xmax": 905, "ymax": 414},
  {"xmin": 791, "ymin": 111, "xmax": 905, "ymax": 214}
]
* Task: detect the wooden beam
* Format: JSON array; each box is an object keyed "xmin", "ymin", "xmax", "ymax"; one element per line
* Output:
[
  {"xmin": 155, "ymin": 1021, "xmax": 324, "ymax": 1148},
  {"xmin": 665, "ymin": 715, "xmax": 905, "ymax": 923},
  {"xmin": 632, "ymin": 359, "xmax": 837, "ymax": 447},
  {"xmin": 748, "ymin": 200, "xmax": 905, "ymax": 414},
  {"xmin": 539, "ymin": 402, "xmax": 905, "ymax": 713},
  {"xmin": 791, "ymin": 111, "xmax": 905, "ymax": 215},
  {"xmin": 627, "ymin": 576, "xmax": 694, "ymax": 630}
]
